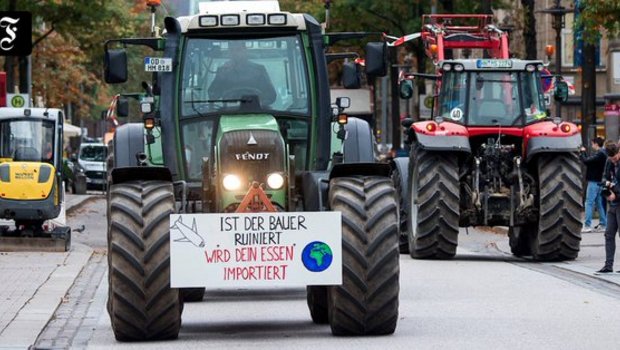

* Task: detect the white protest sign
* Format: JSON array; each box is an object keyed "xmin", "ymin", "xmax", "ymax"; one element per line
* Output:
[{"xmin": 170, "ymin": 212, "xmax": 342, "ymax": 288}]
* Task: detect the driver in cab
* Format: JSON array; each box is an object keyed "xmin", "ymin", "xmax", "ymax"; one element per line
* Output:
[{"xmin": 208, "ymin": 41, "xmax": 277, "ymax": 107}]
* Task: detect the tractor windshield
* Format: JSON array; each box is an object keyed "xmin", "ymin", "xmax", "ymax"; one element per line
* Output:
[
  {"xmin": 439, "ymin": 71, "xmax": 546, "ymax": 126},
  {"xmin": 0, "ymin": 118, "xmax": 55, "ymax": 163},
  {"xmin": 180, "ymin": 35, "xmax": 310, "ymax": 116}
]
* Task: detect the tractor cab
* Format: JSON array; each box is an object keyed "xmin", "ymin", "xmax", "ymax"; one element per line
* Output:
[{"xmin": 436, "ymin": 59, "xmax": 549, "ymax": 126}]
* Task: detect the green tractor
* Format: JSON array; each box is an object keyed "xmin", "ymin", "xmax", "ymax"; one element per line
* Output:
[{"xmin": 103, "ymin": 2, "xmax": 399, "ymax": 341}]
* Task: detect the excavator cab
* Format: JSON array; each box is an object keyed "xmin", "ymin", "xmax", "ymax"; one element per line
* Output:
[{"xmin": 0, "ymin": 108, "xmax": 71, "ymax": 252}]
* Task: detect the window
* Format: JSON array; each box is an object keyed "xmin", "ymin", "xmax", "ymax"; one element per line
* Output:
[
  {"xmin": 181, "ymin": 36, "xmax": 310, "ymax": 116},
  {"xmin": 0, "ymin": 119, "xmax": 55, "ymax": 163}
]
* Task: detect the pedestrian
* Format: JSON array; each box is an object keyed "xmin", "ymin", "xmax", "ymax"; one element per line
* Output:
[
  {"xmin": 597, "ymin": 141, "xmax": 620, "ymax": 273},
  {"xmin": 580, "ymin": 137, "xmax": 607, "ymax": 232}
]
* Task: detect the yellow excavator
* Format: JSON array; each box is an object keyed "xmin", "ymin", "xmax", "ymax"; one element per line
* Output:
[{"xmin": 0, "ymin": 107, "xmax": 71, "ymax": 251}]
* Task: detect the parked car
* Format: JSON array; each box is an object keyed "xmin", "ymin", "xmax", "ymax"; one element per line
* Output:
[
  {"xmin": 63, "ymin": 157, "xmax": 87, "ymax": 194},
  {"xmin": 77, "ymin": 143, "xmax": 107, "ymax": 190}
]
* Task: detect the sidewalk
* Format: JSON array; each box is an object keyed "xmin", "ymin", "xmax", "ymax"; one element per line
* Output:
[
  {"xmin": 0, "ymin": 194, "xmax": 96, "ymax": 349},
  {"xmin": 492, "ymin": 220, "xmax": 620, "ymax": 287}
]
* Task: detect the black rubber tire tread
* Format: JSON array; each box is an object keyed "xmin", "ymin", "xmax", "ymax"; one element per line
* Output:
[
  {"xmin": 328, "ymin": 176, "xmax": 399, "ymax": 336},
  {"xmin": 392, "ymin": 166, "xmax": 409, "ymax": 254},
  {"xmin": 408, "ymin": 148, "xmax": 459, "ymax": 259},
  {"xmin": 532, "ymin": 153, "xmax": 583, "ymax": 261},
  {"xmin": 182, "ymin": 288, "xmax": 205, "ymax": 302},
  {"xmin": 107, "ymin": 180, "xmax": 182, "ymax": 341},
  {"xmin": 508, "ymin": 225, "xmax": 533, "ymax": 257},
  {"xmin": 74, "ymin": 177, "xmax": 86, "ymax": 195},
  {"xmin": 306, "ymin": 286, "xmax": 328, "ymax": 324}
]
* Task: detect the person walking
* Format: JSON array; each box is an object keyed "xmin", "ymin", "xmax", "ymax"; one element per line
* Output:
[
  {"xmin": 597, "ymin": 141, "xmax": 620, "ymax": 273},
  {"xmin": 580, "ymin": 137, "xmax": 607, "ymax": 232}
]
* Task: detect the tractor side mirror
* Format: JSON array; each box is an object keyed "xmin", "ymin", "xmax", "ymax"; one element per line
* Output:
[
  {"xmin": 104, "ymin": 49, "xmax": 128, "ymax": 84},
  {"xmin": 365, "ymin": 42, "xmax": 388, "ymax": 77},
  {"xmin": 399, "ymin": 80, "xmax": 414, "ymax": 99},
  {"xmin": 554, "ymin": 80, "xmax": 569, "ymax": 103},
  {"xmin": 342, "ymin": 62, "xmax": 361, "ymax": 89},
  {"xmin": 117, "ymin": 97, "xmax": 129, "ymax": 117}
]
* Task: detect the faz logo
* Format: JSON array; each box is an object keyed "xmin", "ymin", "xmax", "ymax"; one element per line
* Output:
[{"xmin": 0, "ymin": 12, "xmax": 31, "ymax": 56}]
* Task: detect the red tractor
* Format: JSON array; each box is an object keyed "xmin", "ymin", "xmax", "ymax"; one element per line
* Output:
[{"xmin": 390, "ymin": 14, "xmax": 582, "ymax": 261}]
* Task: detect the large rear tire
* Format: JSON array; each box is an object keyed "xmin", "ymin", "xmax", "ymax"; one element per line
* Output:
[
  {"xmin": 392, "ymin": 165, "xmax": 409, "ymax": 254},
  {"xmin": 408, "ymin": 147, "xmax": 460, "ymax": 259},
  {"xmin": 327, "ymin": 176, "xmax": 399, "ymax": 335},
  {"xmin": 107, "ymin": 180, "xmax": 182, "ymax": 341},
  {"xmin": 532, "ymin": 153, "xmax": 583, "ymax": 261}
]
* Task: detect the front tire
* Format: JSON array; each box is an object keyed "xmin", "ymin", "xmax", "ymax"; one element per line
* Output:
[
  {"xmin": 327, "ymin": 177, "xmax": 399, "ymax": 335},
  {"xmin": 107, "ymin": 180, "xmax": 182, "ymax": 341},
  {"xmin": 532, "ymin": 153, "xmax": 583, "ymax": 261},
  {"xmin": 408, "ymin": 147, "xmax": 460, "ymax": 259}
]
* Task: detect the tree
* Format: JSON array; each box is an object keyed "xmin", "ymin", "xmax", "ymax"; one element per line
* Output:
[
  {"xmin": 578, "ymin": 0, "xmax": 620, "ymax": 41},
  {"xmin": 521, "ymin": 0, "xmax": 537, "ymax": 60},
  {"xmin": 0, "ymin": 0, "xmax": 150, "ymax": 119}
]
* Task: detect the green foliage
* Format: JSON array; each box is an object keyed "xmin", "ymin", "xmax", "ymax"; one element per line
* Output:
[
  {"xmin": 578, "ymin": 0, "xmax": 620, "ymax": 42},
  {"xmin": 0, "ymin": 0, "xmax": 150, "ymax": 119}
]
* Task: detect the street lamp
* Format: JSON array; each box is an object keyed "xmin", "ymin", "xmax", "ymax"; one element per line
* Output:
[{"xmin": 540, "ymin": 0, "xmax": 572, "ymax": 119}]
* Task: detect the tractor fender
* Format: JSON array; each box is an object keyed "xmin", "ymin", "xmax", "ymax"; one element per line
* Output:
[
  {"xmin": 342, "ymin": 117, "xmax": 375, "ymax": 163},
  {"xmin": 525, "ymin": 133, "xmax": 581, "ymax": 163},
  {"xmin": 110, "ymin": 166, "xmax": 172, "ymax": 185},
  {"xmin": 113, "ymin": 123, "xmax": 145, "ymax": 169},
  {"xmin": 330, "ymin": 163, "xmax": 391, "ymax": 179},
  {"xmin": 302, "ymin": 164, "xmax": 391, "ymax": 212},
  {"xmin": 412, "ymin": 121, "xmax": 471, "ymax": 154}
]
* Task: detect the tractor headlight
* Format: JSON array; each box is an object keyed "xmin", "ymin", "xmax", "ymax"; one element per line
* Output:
[
  {"xmin": 222, "ymin": 174, "xmax": 242, "ymax": 191},
  {"xmin": 266, "ymin": 173, "xmax": 284, "ymax": 190}
]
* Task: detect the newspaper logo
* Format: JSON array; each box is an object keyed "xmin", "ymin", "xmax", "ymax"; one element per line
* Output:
[{"xmin": 0, "ymin": 12, "xmax": 31, "ymax": 56}]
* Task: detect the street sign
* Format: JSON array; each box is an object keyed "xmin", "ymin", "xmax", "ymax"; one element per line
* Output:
[
  {"xmin": 419, "ymin": 94, "xmax": 432, "ymax": 119},
  {"xmin": 6, "ymin": 93, "xmax": 29, "ymax": 107}
]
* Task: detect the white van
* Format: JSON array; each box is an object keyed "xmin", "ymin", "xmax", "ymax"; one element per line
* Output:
[{"xmin": 78, "ymin": 143, "xmax": 107, "ymax": 189}]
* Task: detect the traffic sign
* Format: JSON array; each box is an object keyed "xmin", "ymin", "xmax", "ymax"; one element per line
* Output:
[{"xmin": 6, "ymin": 93, "xmax": 29, "ymax": 107}]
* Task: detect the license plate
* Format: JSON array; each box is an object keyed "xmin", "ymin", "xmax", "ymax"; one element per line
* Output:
[
  {"xmin": 144, "ymin": 57, "xmax": 172, "ymax": 72},
  {"xmin": 476, "ymin": 59, "xmax": 513, "ymax": 69}
]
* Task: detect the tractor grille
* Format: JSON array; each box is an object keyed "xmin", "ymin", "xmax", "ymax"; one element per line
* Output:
[
  {"xmin": 219, "ymin": 130, "xmax": 284, "ymax": 183},
  {"xmin": 85, "ymin": 171, "xmax": 106, "ymax": 180}
]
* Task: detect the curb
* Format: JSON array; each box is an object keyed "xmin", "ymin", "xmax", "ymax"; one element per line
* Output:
[
  {"xmin": 66, "ymin": 194, "xmax": 101, "ymax": 215},
  {"xmin": 553, "ymin": 263, "xmax": 620, "ymax": 287}
]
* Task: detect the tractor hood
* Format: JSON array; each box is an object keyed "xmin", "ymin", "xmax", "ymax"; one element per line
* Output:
[
  {"xmin": 216, "ymin": 114, "xmax": 287, "ymax": 211},
  {"xmin": 218, "ymin": 114, "xmax": 280, "ymax": 134},
  {"xmin": 216, "ymin": 114, "xmax": 285, "ymax": 173}
]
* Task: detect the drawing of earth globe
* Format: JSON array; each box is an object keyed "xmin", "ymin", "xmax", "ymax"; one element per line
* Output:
[{"xmin": 301, "ymin": 241, "xmax": 333, "ymax": 272}]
